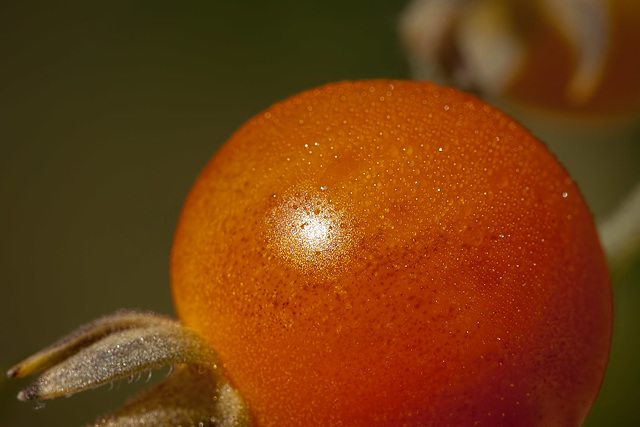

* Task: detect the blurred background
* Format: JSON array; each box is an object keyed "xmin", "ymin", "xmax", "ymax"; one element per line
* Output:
[{"xmin": 1, "ymin": 1, "xmax": 638, "ymax": 425}]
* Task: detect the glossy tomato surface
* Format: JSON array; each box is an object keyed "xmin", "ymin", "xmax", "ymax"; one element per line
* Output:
[{"xmin": 171, "ymin": 80, "xmax": 612, "ymax": 426}]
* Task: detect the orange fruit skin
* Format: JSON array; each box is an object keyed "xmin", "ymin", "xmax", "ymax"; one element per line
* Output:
[{"xmin": 171, "ymin": 80, "xmax": 612, "ymax": 426}]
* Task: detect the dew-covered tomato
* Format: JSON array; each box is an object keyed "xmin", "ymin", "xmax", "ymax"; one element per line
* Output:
[{"xmin": 170, "ymin": 80, "xmax": 612, "ymax": 426}]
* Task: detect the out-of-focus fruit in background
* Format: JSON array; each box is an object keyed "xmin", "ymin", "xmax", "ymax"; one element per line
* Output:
[{"xmin": 400, "ymin": 0, "xmax": 640, "ymax": 121}]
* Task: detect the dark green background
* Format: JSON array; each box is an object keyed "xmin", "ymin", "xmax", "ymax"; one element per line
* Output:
[{"xmin": 1, "ymin": 2, "xmax": 639, "ymax": 425}]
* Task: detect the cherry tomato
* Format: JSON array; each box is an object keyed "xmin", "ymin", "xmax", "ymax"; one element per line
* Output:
[
  {"xmin": 171, "ymin": 80, "xmax": 612, "ymax": 426},
  {"xmin": 401, "ymin": 0, "xmax": 640, "ymax": 118}
]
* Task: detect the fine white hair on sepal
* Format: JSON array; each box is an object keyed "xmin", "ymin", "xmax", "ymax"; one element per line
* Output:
[{"xmin": 8, "ymin": 310, "xmax": 252, "ymax": 426}]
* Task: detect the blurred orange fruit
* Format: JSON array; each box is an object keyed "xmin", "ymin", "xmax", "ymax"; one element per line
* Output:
[{"xmin": 401, "ymin": 0, "xmax": 640, "ymax": 118}]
